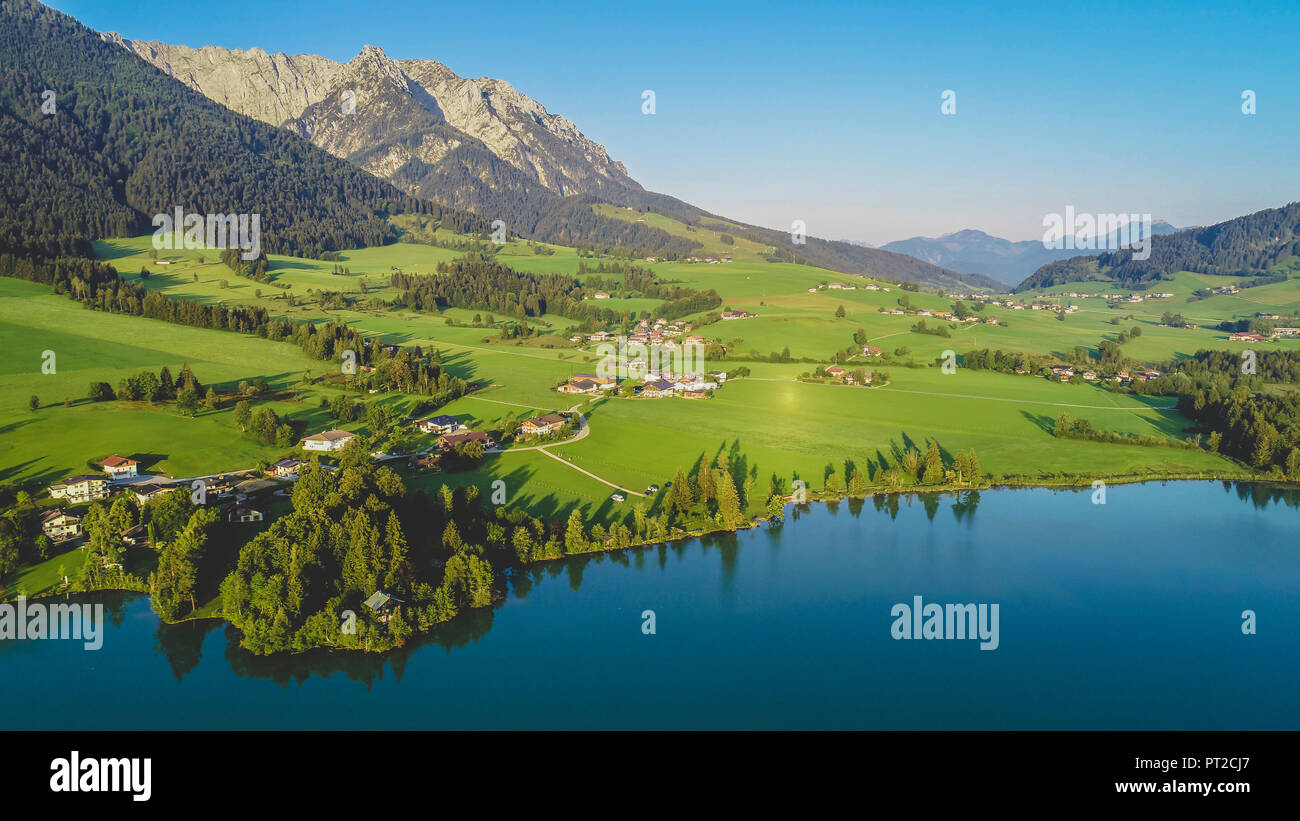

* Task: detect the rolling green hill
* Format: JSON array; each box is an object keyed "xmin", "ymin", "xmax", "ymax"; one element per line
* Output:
[{"xmin": 1016, "ymin": 201, "xmax": 1300, "ymax": 291}]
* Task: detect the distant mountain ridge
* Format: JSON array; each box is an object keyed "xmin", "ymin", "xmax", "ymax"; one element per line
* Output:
[
  {"xmin": 1014, "ymin": 203, "xmax": 1300, "ymax": 292},
  {"xmin": 881, "ymin": 222, "xmax": 1181, "ymax": 285},
  {"xmin": 96, "ymin": 27, "xmax": 993, "ymax": 290}
]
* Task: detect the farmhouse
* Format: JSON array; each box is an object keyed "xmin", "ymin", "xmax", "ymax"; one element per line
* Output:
[
  {"xmin": 417, "ymin": 415, "xmax": 463, "ymax": 435},
  {"xmin": 98, "ymin": 455, "xmax": 139, "ymax": 480},
  {"xmin": 269, "ymin": 459, "xmax": 303, "ymax": 478},
  {"xmin": 133, "ymin": 480, "xmax": 177, "ymax": 506},
  {"xmin": 119, "ymin": 524, "xmax": 148, "ymax": 547},
  {"xmin": 720, "ymin": 310, "xmax": 756, "ymax": 320},
  {"xmin": 641, "ymin": 379, "xmax": 676, "ymax": 398},
  {"xmin": 228, "ymin": 507, "xmax": 264, "ymax": 523},
  {"xmin": 520, "ymin": 413, "xmax": 567, "ymax": 438},
  {"xmin": 863, "ymin": 346, "xmax": 883, "ymax": 357},
  {"xmin": 1229, "ymin": 332, "xmax": 1266, "ymax": 343},
  {"xmin": 557, "ymin": 378, "xmax": 599, "ymax": 394},
  {"xmin": 439, "ymin": 431, "xmax": 495, "ymax": 451},
  {"xmin": 557, "ymin": 373, "xmax": 615, "ymax": 394},
  {"xmin": 200, "ymin": 476, "xmax": 236, "ymax": 497},
  {"xmin": 49, "ymin": 475, "xmax": 110, "ymax": 504},
  {"xmin": 40, "ymin": 509, "xmax": 81, "ymax": 541},
  {"xmin": 1271, "ymin": 327, "xmax": 1300, "ymax": 339},
  {"xmin": 301, "ymin": 429, "xmax": 355, "ymax": 451}
]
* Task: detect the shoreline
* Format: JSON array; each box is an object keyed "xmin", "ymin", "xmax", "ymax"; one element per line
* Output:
[{"xmin": 6, "ymin": 472, "xmax": 1291, "ymax": 654}]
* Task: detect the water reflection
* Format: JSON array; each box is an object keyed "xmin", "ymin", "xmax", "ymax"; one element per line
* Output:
[{"xmin": 127, "ymin": 481, "xmax": 1289, "ymax": 684}]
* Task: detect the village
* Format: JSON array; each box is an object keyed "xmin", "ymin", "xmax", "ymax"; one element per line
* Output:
[{"xmin": 33, "ymin": 402, "xmax": 590, "ymax": 552}]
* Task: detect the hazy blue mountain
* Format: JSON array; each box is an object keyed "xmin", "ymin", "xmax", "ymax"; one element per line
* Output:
[{"xmin": 882, "ymin": 222, "xmax": 1181, "ymax": 285}]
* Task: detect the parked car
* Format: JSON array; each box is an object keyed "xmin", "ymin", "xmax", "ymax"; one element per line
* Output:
[
  {"xmin": 610, "ymin": 493, "xmax": 625, "ymax": 502},
  {"xmin": 646, "ymin": 484, "xmax": 660, "ymax": 494}
]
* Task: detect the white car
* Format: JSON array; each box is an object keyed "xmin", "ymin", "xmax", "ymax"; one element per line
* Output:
[{"xmin": 610, "ymin": 493, "xmax": 625, "ymax": 502}]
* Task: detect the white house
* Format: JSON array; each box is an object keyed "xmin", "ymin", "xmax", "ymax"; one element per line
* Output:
[
  {"xmin": 49, "ymin": 475, "xmax": 110, "ymax": 504},
  {"xmin": 300, "ymin": 430, "xmax": 355, "ymax": 452},
  {"xmin": 40, "ymin": 509, "xmax": 81, "ymax": 540},
  {"xmin": 416, "ymin": 415, "xmax": 463, "ymax": 435},
  {"xmin": 98, "ymin": 455, "xmax": 139, "ymax": 480}
]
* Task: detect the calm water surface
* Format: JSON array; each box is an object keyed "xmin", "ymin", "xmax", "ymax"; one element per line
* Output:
[{"xmin": 1, "ymin": 481, "xmax": 1296, "ymax": 729}]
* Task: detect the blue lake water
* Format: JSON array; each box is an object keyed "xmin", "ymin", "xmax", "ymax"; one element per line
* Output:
[{"xmin": 1, "ymin": 481, "xmax": 1296, "ymax": 730}]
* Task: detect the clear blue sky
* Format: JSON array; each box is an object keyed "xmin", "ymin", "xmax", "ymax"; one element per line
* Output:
[{"xmin": 48, "ymin": 0, "xmax": 1300, "ymax": 244}]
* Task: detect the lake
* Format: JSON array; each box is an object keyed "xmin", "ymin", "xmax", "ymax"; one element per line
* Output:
[{"xmin": 1, "ymin": 481, "xmax": 1296, "ymax": 730}]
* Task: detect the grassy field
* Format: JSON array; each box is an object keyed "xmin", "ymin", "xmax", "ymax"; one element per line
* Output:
[
  {"xmin": 3, "ymin": 220, "xmax": 1288, "ymax": 533},
  {"xmin": 0, "ymin": 277, "xmax": 339, "ymax": 485}
]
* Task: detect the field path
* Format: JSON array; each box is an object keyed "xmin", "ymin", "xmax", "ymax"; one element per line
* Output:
[
  {"xmin": 535, "ymin": 449, "xmax": 645, "ymax": 497},
  {"xmin": 464, "ymin": 394, "xmax": 542, "ymax": 410},
  {"xmin": 493, "ymin": 406, "xmax": 645, "ymax": 497}
]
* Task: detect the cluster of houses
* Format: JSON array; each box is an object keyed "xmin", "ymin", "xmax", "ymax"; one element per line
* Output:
[
  {"xmin": 876, "ymin": 304, "xmax": 1002, "ymax": 325},
  {"xmin": 810, "ymin": 282, "xmax": 890, "ymax": 293},
  {"xmin": 1047, "ymin": 366, "xmax": 1161, "ymax": 384},
  {"xmin": 1229, "ymin": 328, "xmax": 1300, "ymax": 342},
  {"xmin": 637, "ymin": 367, "xmax": 725, "ymax": 398},
  {"xmin": 914, "ymin": 308, "xmax": 984, "ymax": 322},
  {"xmin": 824, "ymin": 366, "xmax": 872, "ymax": 385},
  {"xmin": 556, "ymin": 367, "xmax": 727, "ymax": 400},
  {"xmin": 1033, "ymin": 291, "xmax": 1175, "ymax": 302},
  {"xmin": 985, "ymin": 298, "xmax": 1076, "ymax": 313},
  {"xmin": 679, "ymin": 255, "xmax": 732, "ymax": 264},
  {"xmin": 39, "ymin": 452, "xmax": 293, "ymax": 545},
  {"xmin": 720, "ymin": 310, "xmax": 757, "ymax": 320},
  {"xmin": 575, "ymin": 317, "xmax": 699, "ymax": 347}
]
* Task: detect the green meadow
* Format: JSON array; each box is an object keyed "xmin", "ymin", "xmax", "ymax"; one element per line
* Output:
[
  {"xmin": 0, "ymin": 277, "xmax": 338, "ymax": 485},
  {"xmin": 1, "ymin": 221, "xmax": 1287, "ymax": 527}
]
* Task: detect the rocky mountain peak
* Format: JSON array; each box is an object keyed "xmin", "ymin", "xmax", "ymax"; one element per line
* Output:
[{"xmin": 101, "ymin": 32, "xmax": 637, "ymax": 200}]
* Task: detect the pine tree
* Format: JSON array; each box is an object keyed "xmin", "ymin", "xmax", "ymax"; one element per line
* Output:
[
  {"xmin": 695, "ymin": 455, "xmax": 717, "ymax": 503},
  {"xmin": 715, "ymin": 470, "xmax": 744, "ymax": 528},
  {"xmin": 671, "ymin": 468, "xmax": 694, "ymax": 514},
  {"xmin": 564, "ymin": 509, "xmax": 587, "ymax": 553},
  {"xmin": 922, "ymin": 441, "xmax": 944, "ymax": 485},
  {"xmin": 383, "ymin": 512, "xmax": 414, "ymax": 594},
  {"xmin": 848, "ymin": 467, "xmax": 868, "ymax": 496}
]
